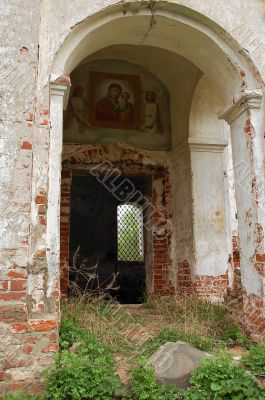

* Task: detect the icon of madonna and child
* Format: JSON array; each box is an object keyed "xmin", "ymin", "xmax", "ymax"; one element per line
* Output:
[
  {"xmin": 65, "ymin": 72, "xmax": 162, "ymax": 133},
  {"xmin": 96, "ymin": 83, "xmax": 134, "ymax": 124}
]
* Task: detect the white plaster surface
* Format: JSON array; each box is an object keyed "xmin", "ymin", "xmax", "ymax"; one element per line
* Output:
[{"xmin": 190, "ymin": 139, "xmax": 228, "ymax": 277}]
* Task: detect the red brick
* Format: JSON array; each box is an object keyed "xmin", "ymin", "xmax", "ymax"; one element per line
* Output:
[
  {"xmin": 39, "ymin": 215, "xmax": 46, "ymax": 225},
  {"xmin": 244, "ymin": 125, "xmax": 251, "ymax": 133},
  {"xmin": 36, "ymin": 250, "xmax": 46, "ymax": 258},
  {"xmin": 38, "ymin": 204, "xmax": 47, "ymax": 214},
  {"xmin": 4, "ymin": 359, "xmax": 31, "ymax": 369},
  {"xmin": 0, "ymin": 304, "xmax": 27, "ymax": 323},
  {"xmin": 0, "ymin": 371, "xmax": 4, "ymax": 381},
  {"xmin": 8, "ymin": 271, "xmax": 27, "ymax": 279},
  {"xmin": 179, "ymin": 280, "xmax": 192, "ymax": 286},
  {"xmin": 11, "ymin": 280, "xmax": 27, "ymax": 291},
  {"xmin": 23, "ymin": 345, "xmax": 33, "ymax": 354},
  {"xmin": 55, "ymin": 74, "xmax": 71, "ymax": 84},
  {"xmin": 39, "ymin": 118, "xmax": 49, "ymax": 126},
  {"xmin": 0, "ymin": 281, "xmax": 8, "ymax": 290},
  {"xmin": 26, "ymin": 113, "xmax": 33, "ymax": 121},
  {"xmin": 21, "ymin": 141, "xmax": 32, "ymax": 150},
  {"xmin": 23, "ymin": 336, "xmax": 37, "ymax": 344},
  {"xmin": 12, "ymin": 323, "xmax": 28, "ymax": 333},
  {"xmin": 42, "ymin": 342, "xmax": 59, "ymax": 353},
  {"xmin": 35, "ymin": 195, "xmax": 47, "ymax": 204},
  {"xmin": 256, "ymin": 254, "xmax": 265, "ymax": 262},
  {"xmin": 29, "ymin": 320, "xmax": 57, "ymax": 332},
  {"xmin": 37, "ymin": 303, "xmax": 45, "ymax": 312},
  {"xmin": 0, "ymin": 292, "xmax": 26, "ymax": 301}
]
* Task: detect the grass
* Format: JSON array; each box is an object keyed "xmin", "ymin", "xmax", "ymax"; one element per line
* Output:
[
  {"xmin": 61, "ymin": 292, "xmax": 240, "ymax": 369},
  {"xmin": 3, "ymin": 292, "xmax": 263, "ymax": 399}
]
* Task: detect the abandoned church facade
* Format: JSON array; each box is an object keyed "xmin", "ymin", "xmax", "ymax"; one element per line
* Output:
[{"xmin": 0, "ymin": 0, "xmax": 265, "ymax": 392}]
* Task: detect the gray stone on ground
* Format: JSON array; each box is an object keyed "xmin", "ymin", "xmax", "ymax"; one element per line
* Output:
[{"xmin": 148, "ymin": 341, "xmax": 211, "ymax": 388}]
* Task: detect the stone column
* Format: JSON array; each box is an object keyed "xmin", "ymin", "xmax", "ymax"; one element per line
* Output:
[
  {"xmin": 189, "ymin": 137, "xmax": 229, "ymax": 301},
  {"xmin": 47, "ymin": 81, "xmax": 69, "ymax": 302},
  {"xmin": 221, "ymin": 90, "xmax": 265, "ymax": 338}
]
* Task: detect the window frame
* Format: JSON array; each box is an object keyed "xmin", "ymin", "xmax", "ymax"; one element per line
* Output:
[{"xmin": 117, "ymin": 202, "xmax": 145, "ymax": 264}]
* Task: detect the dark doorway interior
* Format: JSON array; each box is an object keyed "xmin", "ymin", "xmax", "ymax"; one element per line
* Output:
[{"xmin": 69, "ymin": 172, "xmax": 152, "ymax": 303}]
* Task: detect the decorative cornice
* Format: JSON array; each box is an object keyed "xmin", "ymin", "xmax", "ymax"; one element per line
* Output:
[
  {"xmin": 50, "ymin": 82, "xmax": 68, "ymax": 96},
  {"xmin": 50, "ymin": 82, "xmax": 70, "ymax": 110},
  {"xmin": 188, "ymin": 137, "xmax": 228, "ymax": 153},
  {"xmin": 219, "ymin": 89, "xmax": 262, "ymax": 125}
]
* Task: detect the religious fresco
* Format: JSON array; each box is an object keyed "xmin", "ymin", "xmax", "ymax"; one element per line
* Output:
[
  {"xmin": 64, "ymin": 60, "xmax": 171, "ymax": 150},
  {"xmin": 143, "ymin": 90, "xmax": 160, "ymax": 134},
  {"xmin": 90, "ymin": 72, "xmax": 141, "ymax": 130}
]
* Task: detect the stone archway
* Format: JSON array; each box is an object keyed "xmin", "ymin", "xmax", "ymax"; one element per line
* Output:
[
  {"xmin": 49, "ymin": 1, "xmax": 264, "ymax": 338},
  {"xmin": 47, "ymin": 3, "xmax": 264, "ymax": 334}
]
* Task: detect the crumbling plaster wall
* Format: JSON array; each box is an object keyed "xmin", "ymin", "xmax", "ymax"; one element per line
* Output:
[
  {"xmin": 0, "ymin": 0, "xmax": 59, "ymax": 394},
  {"xmin": 38, "ymin": 0, "xmax": 265, "ymax": 87},
  {"xmin": 0, "ymin": 0, "xmax": 265, "ymax": 392}
]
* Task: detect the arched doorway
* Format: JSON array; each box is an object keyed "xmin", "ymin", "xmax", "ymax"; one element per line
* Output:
[{"xmin": 48, "ymin": 2, "xmax": 264, "ymax": 336}]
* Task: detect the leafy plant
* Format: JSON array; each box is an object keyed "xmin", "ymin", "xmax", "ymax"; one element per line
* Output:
[
  {"xmin": 185, "ymin": 355, "xmax": 265, "ymax": 400},
  {"xmin": 243, "ymin": 342, "xmax": 265, "ymax": 375},
  {"xmin": 59, "ymin": 317, "xmax": 86, "ymax": 349},
  {"xmin": 45, "ymin": 325, "xmax": 125, "ymax": 400},
  {"xmin": 129, "ymin": 358, "xmax": 185, "ymax": 400},
  {"xmin": 220, "ymin": 325, "xmax": 251, "ymax": 348}
]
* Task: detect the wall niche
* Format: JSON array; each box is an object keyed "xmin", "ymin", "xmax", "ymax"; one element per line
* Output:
[{"xmin": 64, "ymin": 59, "xmax": 171, "ymax": 150}]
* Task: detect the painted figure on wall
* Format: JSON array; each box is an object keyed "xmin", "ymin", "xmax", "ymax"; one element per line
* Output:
[
  {"xmin": 96, "ymin": 83, "xmax": 122, "ymax": 122},
  {"xmin": 90, "ymin": 72, "xmax": 141, "ymax": 129},
  {"xmin": 117, "ymin": 92, "xmax": 134, "ymax": 122},
  {"xmin": 96, "ymin": 84, "xmax": 134, "ymax": 123},
  {"xmin": 64, "ymin": 86, "xmax": 91, "ymax": 132},
  {"xmin": 64, "ymin": 74, "xmax": 168, "ymax": 137},
  {"xmin": 143, "ymin": 91, "xmax": 160, "ymax": 134}
]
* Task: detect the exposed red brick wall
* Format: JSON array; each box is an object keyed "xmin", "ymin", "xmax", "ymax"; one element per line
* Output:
[
  {"xmin": 226, "ymin": 234, "xmax": 244, "ymax": 319},
  {"xmin": 225, "ymin": 234, "xmax": 265, "ymax": 338},
  {"xmin": 194, "ymin": 273, "xmax": 228, "ymax": 299},
  {"xmin": 60, "ymin": 170, "xmax": 72, "ymax": 297},
  {"xmin": 0, "ymin": 134, "xmax": 60, "ymax": 394},
  {"xmin": 231, "ymin": 233, "xmax": 242, "ymax": 293},
  {"xmin": 177, "ymin": 260, "xmax": 193, "ymax": 293},
  {"xmin": 177, "ymin": 260, "xmax": 228, "ymax": 299},
  {"xmin": 243, "ymin": 295, "xmax": 265, "ymax": 339},
  {"xmin": 35, "ymin": 189, "xmax": 48, "ymax": 226},
  {"xmin": 243, "ymin": 292, "xmax": 265, "ymax": 336},
  {"xmin": 254, "ymin": 253, "xmax": 265, "ymax": 277},
  {"xmin": 243, "ymin": 250, "xmax": 265, "ymax": 336},
  {"xmin": 152, "ymin": 169, "xmax": 175, "ymax": 294}
]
